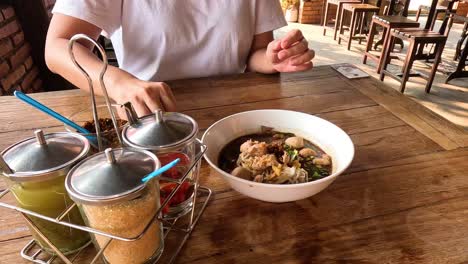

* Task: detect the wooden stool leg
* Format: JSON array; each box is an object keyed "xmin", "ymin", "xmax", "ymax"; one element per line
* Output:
[
  {"xmin": 338, "ymin": 8, "xmax": 346, "ymax": 45},
  {"xmin": 348, "ymin": 10, "xmax": 357, "ymax": 50},
  {"xmin": 400, "ymin": 41, "xmax": 418, "ymax": 93},
  {"xmin": 358, "ymin": 12, "xmax": 365, "ymax": 45},
  {"xmin": 363, "ymin": 19, "xmax": 377, "ymax": 64},
  {"xmin": 415, "ymin": 7, "xmax": 421, "ymax": 22},
  {"xmin": 323, "ymin": 2, "xmax": 330, "ymax": 36},
  {"xmin": 377, "ymin": 25, "xmax": 392, "ymax": 74},
  {"xmin": 334, "ymin": 3, "xmax": 342, "ymax": 41},
  {"xmin": 380, "ymin": 34, "xmax": 396, "ymax": 81},
  {"xmin": 426, "ymin": 42, "xmax": 445, "ymax": 93}
]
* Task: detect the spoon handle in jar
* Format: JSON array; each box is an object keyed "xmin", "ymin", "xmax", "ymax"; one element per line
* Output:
[
  {"xmin": 14, "ymin": 91, "xmax": 90, "ymax": 134},
  {"xmin": 0, "ymin": 156, "xmax": 13, "ymax": 174},
  {"xmin": 141, "ymin": 158, "xmax": 180, "ymax": 182}
]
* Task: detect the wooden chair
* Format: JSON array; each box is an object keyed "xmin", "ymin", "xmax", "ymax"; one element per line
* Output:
[
  {"xmin": 97, "ymin": 36, "xmax": 119, "ymax": 67},
  {"xmin": 322, "ymin": 0, "xmax": 362, "ymax": 40},
  {"xmin": 338, "ymin": 0, "xmax": 381, "ymax": 50},
  {"xmin": 380, "ymin": 12, "xmax": 454, "ymax": 93},
  {"xmin": 415, "ymin": 2, "xmax": 450, "ymax": 31},
  {"xmin": 363, "ymin": 0, "xmax": 420, "ymax": 73},
  {"xmin": 446, "ymin": 13, "xmax": 468, "ymax": 83},
  {"xmin": 453, "ymin": 13, "xmax": 468, "ymax": 60}
]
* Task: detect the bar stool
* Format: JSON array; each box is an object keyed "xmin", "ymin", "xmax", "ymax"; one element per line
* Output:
[
  {"xmin": 338, "ymin": 3, "xmax": 380, "ymax": 50},
  {"xmin": 380, "ymin": 13, "xmax": 453, "ymax": 93},
  {"xmin": 323, "ymin": 0, "xmax": 362, "ymax": 40},
  {"xmin": 363, "ymin": 0, "xmax": 420, "ymax": 73}
]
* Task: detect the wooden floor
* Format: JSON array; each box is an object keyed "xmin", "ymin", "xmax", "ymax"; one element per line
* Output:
[{"xmin": 278, "ymin": 17, "xmax": 468, "ymax": 129}]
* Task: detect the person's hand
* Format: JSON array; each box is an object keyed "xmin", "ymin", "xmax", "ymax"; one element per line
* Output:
[
  {"xmin": 110, "ymin": 74, "xmax": 177, "ymax": 118},
  {"xmin": 266, "ymin": 29, "xmax": 315, "ymax": 73}
]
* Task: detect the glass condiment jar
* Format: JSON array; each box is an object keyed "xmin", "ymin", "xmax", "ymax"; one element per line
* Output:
[
  {"xmin": 0, "ymin": 130, "xmax": 91, "ymax": 255},
  {"xmin": 121, "ymin": 103, "xmax": 199, "ymax": 219},
  {"xmin": 65, "ymin": 147, "xmax": 164, "ymax": 264}
]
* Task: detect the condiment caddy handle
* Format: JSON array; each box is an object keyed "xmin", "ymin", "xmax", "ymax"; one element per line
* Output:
[{"xmin": 68, "ymin": 34, "xmax": 123, "ymax": 151}]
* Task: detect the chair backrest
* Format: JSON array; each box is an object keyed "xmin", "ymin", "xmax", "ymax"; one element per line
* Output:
[
  {"xmin": 425, "ymin": 0, "xmax": 459, "ymax": 30},
  {"xmin": 441, "ymin": 11, "xmax": 456, "ymax": 37},
  {"xmin": 365, "ymin": 0, "xmax": 384, "ymax": 7},
  {"xmin": 382, "ymin": 0, "xmax": 411, "ymax": 16}
]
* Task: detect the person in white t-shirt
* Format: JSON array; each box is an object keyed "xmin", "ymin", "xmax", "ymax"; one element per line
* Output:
[{"xmin": 46, "ymin": 0, "xmax": 315, "ymax": 116}]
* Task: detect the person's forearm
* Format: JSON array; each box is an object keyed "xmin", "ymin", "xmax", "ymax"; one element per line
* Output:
[
  {"xmin": 45, "ymin": 38, "xmax": 133, "ymax": 101},
  {"xmin": 247, "ymin": 48, "xmax": 277, "ymax": 74}
]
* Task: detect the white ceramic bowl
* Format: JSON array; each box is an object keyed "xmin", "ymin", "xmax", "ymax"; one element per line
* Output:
[{"xmin": 201, "ymin": 110, "xmax": 354, "ymax": 203}]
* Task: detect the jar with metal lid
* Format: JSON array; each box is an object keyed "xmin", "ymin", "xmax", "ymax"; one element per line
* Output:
[
  {"xmin": 0, "ymin": 130, "xmax": 91, "ymax": 255},
  {"xmin": 122, "ymin": 103, "xmax": 200, "ymax": 219},
  {"xmin": 65, "ymin": 147, "xmax": 163, "ymax": 264}
]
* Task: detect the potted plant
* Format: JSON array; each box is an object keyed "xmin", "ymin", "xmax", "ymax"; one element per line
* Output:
[{"xmin": 281, "ymin": 0, "xmax": 300, "ymax": 22}]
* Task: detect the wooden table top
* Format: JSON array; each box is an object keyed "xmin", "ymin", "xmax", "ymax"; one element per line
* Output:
[{"xmin": 0, "ymin": 65, "xmax": 467, "ymax": 263}]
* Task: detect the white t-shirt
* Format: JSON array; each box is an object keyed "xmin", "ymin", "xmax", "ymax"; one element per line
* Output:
[{"xmin": 52, "ymin": 0, "xmax": 287, "ymax": 81}]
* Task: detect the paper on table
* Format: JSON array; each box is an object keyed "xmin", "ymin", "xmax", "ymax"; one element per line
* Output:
[{"xmin": 331, "ymin": 63, "xmax": 370, "ymax": 79}]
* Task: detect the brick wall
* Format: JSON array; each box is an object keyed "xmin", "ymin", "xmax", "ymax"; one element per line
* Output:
[
  {"xmin": 456, "ymin": 1, "xmax": 468, "ymax": 17},
  {"xmin": 0, "ymin": 5, "xmax": 43, "ymax": 95},
  {"xmin": 433, "ymin": 1, "xmax": 468, "ymax": 23},
  {"xmin": 299, "ymin": 0, "xmax": 335, "ymax": 24}
]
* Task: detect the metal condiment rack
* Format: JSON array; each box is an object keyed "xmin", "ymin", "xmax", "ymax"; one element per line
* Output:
[
  {"xmin": 0, "ymin": 139, "xmax": 211, "ymax": 264},
  {"xmin": 0, "ymin": 34, "xmax": 212, "ymax": 263}
]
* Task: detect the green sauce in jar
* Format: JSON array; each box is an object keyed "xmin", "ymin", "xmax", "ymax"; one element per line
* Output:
[
  {"xmin": 1, "ymin": 131, "xmax": 91, "ymax": 255},
  {"xmin": 7, "ymin": 175, "xmax": 90, "ymax": 254}
]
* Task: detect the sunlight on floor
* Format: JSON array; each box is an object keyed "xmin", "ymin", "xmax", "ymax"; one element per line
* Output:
[{"xmin": 275, "ymin": 17, "xmax": 468, "ymax": 129}]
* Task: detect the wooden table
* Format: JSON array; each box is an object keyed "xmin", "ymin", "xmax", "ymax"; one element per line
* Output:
[{"xmin": 1, "ymin": 65, "xmax": 468, "ymax": 263}]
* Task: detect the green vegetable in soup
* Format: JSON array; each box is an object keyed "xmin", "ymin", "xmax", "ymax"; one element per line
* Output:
[{"xmin": 303, "ymin": 161, "xmax": 330, "ymax": 181}]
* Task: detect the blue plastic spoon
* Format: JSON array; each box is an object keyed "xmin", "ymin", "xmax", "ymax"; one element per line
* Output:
[
  {"xmin": 141, "ymin": 158, "xmax": 181, "ymax": 182},
  {"xmin": 14, "ymin": 91, "xmax": 99, "ymax": 146}
]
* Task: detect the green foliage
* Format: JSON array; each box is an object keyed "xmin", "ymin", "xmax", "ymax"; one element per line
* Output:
[{"xmin": 281, "ymin": 0, "xmax": 300, "ymax": 9}]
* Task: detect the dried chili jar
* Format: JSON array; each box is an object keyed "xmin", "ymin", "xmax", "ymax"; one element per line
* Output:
[
  {"xmin": 0, "ymin": 130, "xmax": 91, "ymax": 255},
  {"xmin": 121, "ymin": 104, "xmax": 199, "ymax": 219},
  {"xmin": 65, "ymin": 148, "xmax": 163, "ymax": 264}
]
